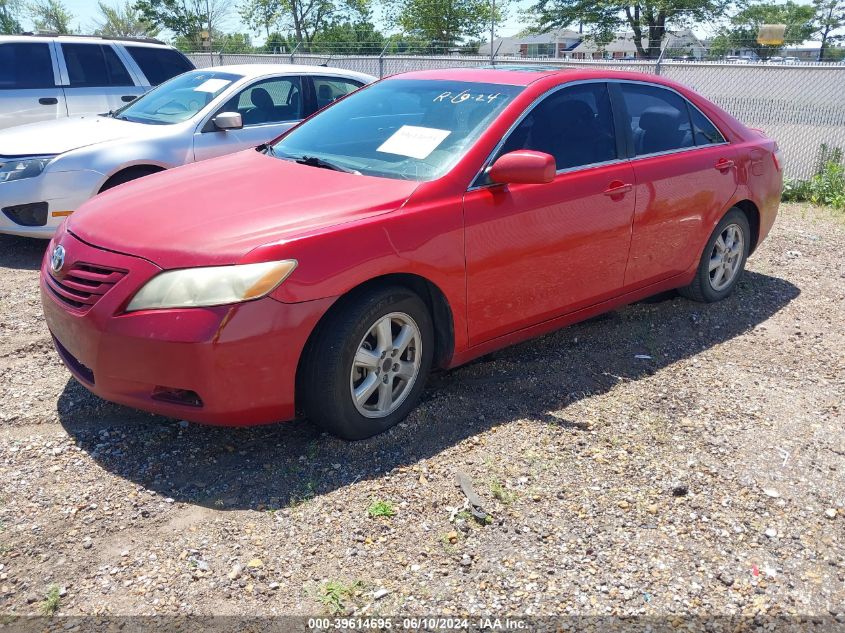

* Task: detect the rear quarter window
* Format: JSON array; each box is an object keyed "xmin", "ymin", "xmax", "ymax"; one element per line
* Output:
[
  {"xmin": 126, "ymin": 46, "xmax": 194, "ymax": 86},
  {"xmin": 0, "ymin": 43, "xmax": 55, "ymax": 89}
]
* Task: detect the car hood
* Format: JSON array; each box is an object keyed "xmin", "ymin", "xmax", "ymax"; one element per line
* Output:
[
  {"xmin": 0, "ymin": 115, "xmax": 154, "ymax": 156},
  {"xmin": 67, "ymin": 150, "xmax": 421, "ymax": 268}
]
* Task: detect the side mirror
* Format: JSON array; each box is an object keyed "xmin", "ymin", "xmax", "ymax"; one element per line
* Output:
[
  {"xmin": 212, "ymin": 112, "xmax": 243, "ymax": 131},
  {"xmin": 488, "ymin": 150, "xmax": 556, "ymax": 185}
]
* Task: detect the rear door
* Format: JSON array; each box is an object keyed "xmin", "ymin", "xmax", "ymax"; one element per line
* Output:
[
  {"xmin": 193, "ymin": 75, "xmax": 305, "ymax": 162},
  {"xmin": 58, "ymin": 42, "xmax": 144, "ymax": 116},
  {"xmin": 615, "ymin": 81, "xmax": 739, "ymax": 289},
  {"xmin": 0, "ymin": 41, "xmax": 67, "ymax": 129}
]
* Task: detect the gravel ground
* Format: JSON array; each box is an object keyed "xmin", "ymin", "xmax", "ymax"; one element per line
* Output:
[{"xmin": 0, "ymin": 203, "xmax": 843, "ymax": 619}]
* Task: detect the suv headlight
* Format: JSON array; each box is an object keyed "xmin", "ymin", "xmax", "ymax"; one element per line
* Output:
[
  {"xmin": 126, "ymin": 260, "xmax": 297, "ymax": 312},
  {"xmin": 0, "ymin": 156, "xmax": 55, "ymax": 183}
]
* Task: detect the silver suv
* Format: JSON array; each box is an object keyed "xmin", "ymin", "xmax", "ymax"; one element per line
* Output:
[{"xmin": 0, "ymin": 34, "xmax": 194, "ymax": 130}]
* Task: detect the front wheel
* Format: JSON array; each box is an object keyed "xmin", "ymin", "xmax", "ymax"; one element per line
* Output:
[
  {"xmin": 299, "ymin": 286, "xmax": 434, "ymax": 440},
  {"xmin": 680, "ymin": 208, "xmax": 750, "ymax": 303}
]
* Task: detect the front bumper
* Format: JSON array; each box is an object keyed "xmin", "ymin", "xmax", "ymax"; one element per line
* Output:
[
  {"xmin": 0, "ymin": 169, "xmax": 103, "ymax": 238},
  {"xmin": 40, "ymin": 230, "xmax": 334, "ymax": 425}
]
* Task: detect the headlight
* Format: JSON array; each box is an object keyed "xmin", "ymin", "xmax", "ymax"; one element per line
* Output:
[
  {"xmin": 0, "ymin": 156, "xmax": 54, "ymax": 183},
  {"xmin": 126, "ymin": 260, "xmax": 297, "ymax": 312}
]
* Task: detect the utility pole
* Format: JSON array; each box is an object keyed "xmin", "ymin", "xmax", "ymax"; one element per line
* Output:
[
  {"xmin": 490, "ymin": 0, "xmax": 495, "ymax": 64},
  {"xmin": 206, "ymin": 0, "xmax": 213, "ymax": 65}
]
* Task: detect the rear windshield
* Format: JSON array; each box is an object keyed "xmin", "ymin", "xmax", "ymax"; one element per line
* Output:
[
  {"xmin": 270, "ymin": 79, "xmax": 523, "ymax": 181},
  {"xmin": 126, "ymin": 46, "xmax": 194, "ymax": 85}
]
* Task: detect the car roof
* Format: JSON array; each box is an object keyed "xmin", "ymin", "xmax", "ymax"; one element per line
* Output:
[
  {"xmin": 202, "ymin": 63, "xmax": 376, "ymax": 82},
  {"xmin": 0, "ymin": 34, "xmax": 171, "ymax": 47},
  {"xmin": 387, "ymin": 66, "xmax": 692, "ymax": 93}
]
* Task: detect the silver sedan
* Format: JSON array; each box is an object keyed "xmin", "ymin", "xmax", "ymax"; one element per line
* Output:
[{"xmin": 0, "ymin": 64, "xmax": 375, "ymax": 238}]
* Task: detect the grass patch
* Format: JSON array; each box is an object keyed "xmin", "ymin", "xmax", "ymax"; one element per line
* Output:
[
  {"xmin": 41, "ymin": 585, "xmax": 60, "ymax": 616},
  {"xmin": 318, "ymin": 580, "xmax": 363, "ymax": 614},
  {"xmin": 367, "ymin": 500, "xmax": 396, "ymax": 518},
  {"xmin": 489, "ymin": 479, "xmax": 517, "ymax": 505}
]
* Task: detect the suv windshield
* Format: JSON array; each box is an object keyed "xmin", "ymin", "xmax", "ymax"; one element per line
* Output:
[
  {"xmin": 112, "ymin": 70, "xmax": 241, "ymax": 125},
  {"xmin": 270, "ymin": 79, "xmax": 523, "ymax": 181}
]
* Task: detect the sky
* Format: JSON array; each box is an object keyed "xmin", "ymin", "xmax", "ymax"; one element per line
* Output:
[
  {"xmin": 35, "ymin": 0, "xmax": 546, "ymax": 41},
  {"xmin": 30, "ymin": 0, "xmax": 826, "ymax": 45}
]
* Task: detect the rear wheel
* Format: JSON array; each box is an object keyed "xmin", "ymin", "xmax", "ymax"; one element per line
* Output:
[
  {"xmin": 300, "ymin": 286, "xmax": 433, "ymax": 440},
  {"xmin": 680, "ymin": 208, "xmax": 750, "ymax": 303}
]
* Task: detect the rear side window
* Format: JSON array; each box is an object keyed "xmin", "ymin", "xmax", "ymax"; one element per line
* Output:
[
  {"xmin": 0, "ymin": 43, "xmax": 55, "ymax": 89},
  {"xmin": 619, "ymin": 83, "xmax": 694, "ymax": 156},
  {"xmin": 62, "ymin": 43, "xmax": 133, "ymax": 87},
  {"xmin": 499, "ymin": 82, "xmax": 617, "ymax": 171},
  {"xmin": 126, "ymin": 46, "xmax": 193, "ymax": 86},
  {"xmin": 313, "ymin": 77, "xmax": 363, "ymax": 110},
  {"xmin": 689, "ymin": 106, "xmax": 725, "ymax": 145}
]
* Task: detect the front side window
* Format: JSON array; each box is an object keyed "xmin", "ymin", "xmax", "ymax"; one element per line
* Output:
[
  {"xmin": 218, "ymin": 76, "xmax": 303, "ymax": 126},
  {"xmin": 0, "ymin": 43, "xmax": 54, "ymax": 89},
  {"xmin": 497, "ymin": 82, "xmax": 617, "ymax": 171},
  {"xmin": 619, "ymin": 83, "xmax": 694, "ymax": 156},
  {"xmin": 125, "ymin": 46, "xmax": 194, "ymax": 86},
  {"xmin": 313, "ymin": 77, "xmax": 362, "ymax": 110},
  {"xmin": 271, "ymin": 79, "xmax": 523, "ymax": 182},
  {"xmin": 62, "ymin": 43, "xmax": 133, "ymax": 87},
  {"xmin": 112, "ymin": 70, "xmax": 240, "ymax": 124}
]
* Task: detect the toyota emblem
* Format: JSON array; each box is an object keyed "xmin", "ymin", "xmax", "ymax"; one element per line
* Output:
[{"xmin": 50, "ymin": 245, "xmax": 65, "ymax": 274}]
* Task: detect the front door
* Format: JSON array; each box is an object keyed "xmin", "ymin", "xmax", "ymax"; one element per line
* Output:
[
  {"xmin": 464, "ymin": 82, "xmax": 636, "ymax": 345},
  {"xmin": 193, "ymin": 76, "xmax": 305, "ymax": 162}
]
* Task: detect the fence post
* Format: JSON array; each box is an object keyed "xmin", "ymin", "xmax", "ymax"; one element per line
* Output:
[
  {"xmin": 654, "ymin": 42, "xmax": 668, "ymax": 75},
  {"xmin": 289, "ymin": 42, "xmax": 300, "ymax": 64},
  {"xmin": 379, "ymin": 41, "xmax": 390, "ymax": 78}
]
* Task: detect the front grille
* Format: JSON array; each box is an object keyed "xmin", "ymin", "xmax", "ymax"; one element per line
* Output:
[{"xmin": 46, "ymin": 262, "xmax": 127, "ymax": 311}]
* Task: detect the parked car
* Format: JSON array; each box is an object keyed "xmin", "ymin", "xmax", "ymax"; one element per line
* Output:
[
  {"xmin": 0, "ymin": 34, "xmax": 194, "ymax": 130},
  {"xmin": 0, "ymin": 64, "xmax": 374, "ymax": 237},
  {"xmin": 40, "ymin": 68, "xmax": 783, "ymax": 439}
]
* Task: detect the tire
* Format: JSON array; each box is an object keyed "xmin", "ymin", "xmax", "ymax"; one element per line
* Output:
[
  {"xmin": 99, "ymin": 166, "xmax": 163, "ymax": 193},
  {"xmin": 680, "ymin": 208, "xmax": 751, "ymax": 303},
  {"xmin": 300, "ymin": 285, "xmax": 434, "ymax": 440}
]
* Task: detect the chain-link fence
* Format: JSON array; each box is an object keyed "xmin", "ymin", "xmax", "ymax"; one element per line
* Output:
[{"xmin": 187, "ymin": 52, "xmax": 845, "ymax": 180}]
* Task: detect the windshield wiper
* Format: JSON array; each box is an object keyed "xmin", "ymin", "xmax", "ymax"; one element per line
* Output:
[
  {"xmin": 257, "ymin": 143, "xmax": 276, "ymax": 156},
  {"xmin": 295, "ymin": 155, "xmax": 359, "ymax": 174}
]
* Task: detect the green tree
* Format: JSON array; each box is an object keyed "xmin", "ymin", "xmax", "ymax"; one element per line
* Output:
[
  {"xmin": 1, "ymin": 0, "xmax": 23, "ymax": 33},
  {"xmin": 27, "ymin": 0, "xmax": 74, "ymax": 33},
  {"xmin": 134, "ymin": 0, "xmax": 230, "ymax": 41},
  {"xmin": 723, "ymin": 1, "xmax": 815, "ymax": 60},
  {"xmin": 311, "ymin": 18, "xmax": 383, "ymax": 53},
  {"xmin": 239, "ymin": 0, "xmax": 283, "ymax": 39},
  {"xmin": 384, "ymin": 0, "xmax": 500, "ymax": 49},
  {"xmin": 526, "ymin": 0, "xmax": 727, "ymax": 59},
  {"xmin": 93, "ymin": 1, "xmax": 158, "ymax": 37},
  {"xmin": 813, "ymin": 0, "xmax": 845, "ymax": 61}
]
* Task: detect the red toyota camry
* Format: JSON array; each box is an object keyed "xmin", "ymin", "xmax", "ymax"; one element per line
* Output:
[{"xmin": 40, "ymin": 67, "xmax": 782, "ymax": 439}]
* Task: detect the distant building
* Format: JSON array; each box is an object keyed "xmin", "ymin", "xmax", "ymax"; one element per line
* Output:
[{"xmin": 479, "ymin": 29, "xmax": 707, "ymax": 60}]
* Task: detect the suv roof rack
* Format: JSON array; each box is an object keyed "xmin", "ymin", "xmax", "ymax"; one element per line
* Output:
[{"xmin": 17, "ymin": 32, "xmax": 167, "ymax": 45}]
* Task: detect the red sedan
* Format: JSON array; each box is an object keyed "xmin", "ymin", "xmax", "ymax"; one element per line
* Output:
[{"xmin": 40, "ymin": 68, "xmax": 782, "ymax": 439}]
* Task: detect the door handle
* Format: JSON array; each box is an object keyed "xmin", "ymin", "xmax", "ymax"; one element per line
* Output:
[
  {"xmin": 715, "ymin": 158, "xmax": 735, "ymax": 171},
  {"xmin": 603, "ymin": 182, "xmax": 633, "ymax": 197},
  {"xmin": 121, "ymin": 95, "xmax": 136, "ymax": 103},
  {"xmin": 38, "ymin": 97, "xmax": 58, "ymax": 105}
]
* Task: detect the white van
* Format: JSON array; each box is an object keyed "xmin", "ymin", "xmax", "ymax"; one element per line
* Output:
[{"xmin": 0, "ymin": 34, "xmax": 194, "ymax": 130}]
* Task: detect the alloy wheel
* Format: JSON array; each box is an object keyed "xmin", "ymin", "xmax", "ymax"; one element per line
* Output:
[
  {"xmin": 349, "ymin": 312, "xmax": 422, "ymax": 418},
  {"xmin": 708, "ymin": 223, "xmax": 744, "ymax": 292}
]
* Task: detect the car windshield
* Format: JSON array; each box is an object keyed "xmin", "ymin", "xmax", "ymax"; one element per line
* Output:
[
  {"xmin": 270, "ymin": 79, "xmax": 523, "ymax": 181},
  {"xmin": 112, "ymin": 70, "xmax": 241, "ymax": 125}
]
